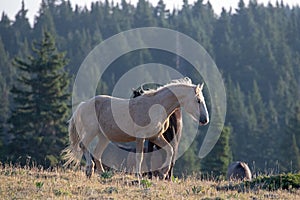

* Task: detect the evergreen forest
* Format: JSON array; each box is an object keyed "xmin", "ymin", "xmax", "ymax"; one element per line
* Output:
[{"xmin": 0, "ymin": 0, "xmax": 300, "ymax": 177}]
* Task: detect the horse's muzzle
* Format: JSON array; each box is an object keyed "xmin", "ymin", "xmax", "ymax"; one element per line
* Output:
[{"xmin": 199, "ymin": 115, "xmax": 209, "ymax": 125}]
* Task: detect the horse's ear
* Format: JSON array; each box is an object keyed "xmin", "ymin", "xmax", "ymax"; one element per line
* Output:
[
  {"xmin": 200, "ymin": 83, "xmax": 204, "ymax": 90},
  {"xmin": 196, "ymin": 83, "xmax": 204, "ymax": 92}
]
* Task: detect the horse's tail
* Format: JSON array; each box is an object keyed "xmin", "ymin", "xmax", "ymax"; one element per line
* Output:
[{"xmin": 62, "ymin": 108, "xmax": 83, "ymax": 168}]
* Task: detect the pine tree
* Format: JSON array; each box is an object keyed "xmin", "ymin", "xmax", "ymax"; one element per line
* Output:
[
  {"xmin": 0, "ymin": 13, "xmax": 18, "ymax": 55},
  {"xmin": 212, "ymin": 8, "xmax": 234, "ymax": 72},
  {"xmin": 119, "ymin": 0, "xmax": 134, "ymax": 30},
  {"xmin": 174, "ymin": 141, "xmax": 200, "ymax": 176},
  {"xmin": 0, "ymin": 37, "xmax": 12, "ymax": 85},
  {"xmin": 0, "ymin": 73, "xmax": 8, "ymax": 150},
  {"xmin": 200, "ymin": 126, "xmax": 232, "ymax": 178},
  {"xmin": 8, "ymin": 32, "xmax": 70, "ymax": 167},
  {"xmin": 54, "ymin": 0, "xmax": 73, "ymax": 37},
  {"xmin": 280, "ymin": 105, "xmax": 300, "ymax": 172},
  {"xmin": 225, "ymin": 78, "xmax": 250, "ymax": 161},
  {"xmin": 133, "ymin": 0, "xmax": 155, "ymax": 27},
  {"xmin": 34, "ymin": 0, "xmax": 56, "ymax": 38},
  {"xmin": 12, "ymin": 0, "xmax": 32, "ymax": 43},
  {"xmin": 154, "ymin": 0, "xmax": 169, "ymax": 27},
  {"xmin": 246, "ymin": 81, "xmax": 271, "ymax": 167},
  {"xmin": 0, "ymin": 37, "xmax": 11, "ymax": 159}
]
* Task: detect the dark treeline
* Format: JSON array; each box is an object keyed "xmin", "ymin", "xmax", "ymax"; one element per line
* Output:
[{"xmin": 0, "ymin": 0, "xmax": 300, "ymax": 176}]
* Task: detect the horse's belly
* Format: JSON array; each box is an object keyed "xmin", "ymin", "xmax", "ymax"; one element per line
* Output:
[{"xmin": 105, "ymin": 132, "xmax": 136, "ymax": 142}]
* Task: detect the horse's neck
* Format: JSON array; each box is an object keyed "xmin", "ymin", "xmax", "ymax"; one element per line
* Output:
[{"xmin": 154, "ymin": 84, "xmax": 191, "ymax": 116}]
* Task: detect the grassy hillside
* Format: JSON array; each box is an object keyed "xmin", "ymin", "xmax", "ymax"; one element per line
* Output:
[{"xmin": 0, "ymin": 165, "xmax": 299, "ymax": 199}]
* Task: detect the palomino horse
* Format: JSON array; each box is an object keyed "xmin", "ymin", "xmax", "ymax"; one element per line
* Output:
[
  {"xmin": 63, "ymin": 77, "xmax": 209, "ymax": 179},
  {"xmin": 132, "ymin": 83, "xmax": 182, "ymax": 180},
  {"xmin": 68, "ymin": 83, "xmax": 181, "ymax": 179},
  {"xmin": 92, "ymin": 83, "xmax": 182, "ymax": 179}
]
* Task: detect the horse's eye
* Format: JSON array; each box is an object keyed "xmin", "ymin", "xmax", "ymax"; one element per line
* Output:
[{"xmin": 197, "ymin": 99, "xmax": 201, "ymax": 104}]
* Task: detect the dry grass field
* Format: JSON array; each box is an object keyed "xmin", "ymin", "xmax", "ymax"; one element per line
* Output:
[{"xmin": 0, "ymin": 164, "xmax": 299, "ymax": 199}]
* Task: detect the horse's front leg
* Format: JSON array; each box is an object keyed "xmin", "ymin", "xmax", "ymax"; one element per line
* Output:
[
  {"xmin": 135, "ymin": 138, "xmax": 145, "ymax": 178},
  {"xmin": 150, "ymin": 136, "xmax": 173, "ymax": 180}
]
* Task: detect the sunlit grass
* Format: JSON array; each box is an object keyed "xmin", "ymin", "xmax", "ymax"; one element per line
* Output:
[{"xmin": 0, "ymin": 164, "xmax": 299, "ymax": 199}]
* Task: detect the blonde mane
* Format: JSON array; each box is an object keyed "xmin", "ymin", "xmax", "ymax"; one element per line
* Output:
[{"xmin": 142, "ymin": 77, "xmax": 194, "ymax": 96}]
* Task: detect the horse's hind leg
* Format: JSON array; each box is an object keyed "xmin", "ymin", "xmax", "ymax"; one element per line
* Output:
[
  {"xmin": 150, "ymin": 136, "xmax": 173, "ymax": 180},
  {"xmin": 92, "ymin": 134, "xmax": 109, "ymax": 175},
  {"xmin": 79, "ymin": 142, "xmax": 94, "ymax": 178},
  {"xmin": 79, "ymin": 130, "xmax": 98, "ymax": 178},
  {"xmin": 147, "ymin": 140, "xmax": 154, "ymax": 179}
]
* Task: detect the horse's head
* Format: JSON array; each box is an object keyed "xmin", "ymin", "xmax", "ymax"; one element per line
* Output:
[
  {"xmin": 132, "ymin": 88, "xmax": 143, "ymax": 98},
  {"xmin": 184, "ymin": 83, "xmax": 209, "ymax": 126},
  {"xmin": 131, "ymin": 83, "xmax": 162, "ymax": 98}
]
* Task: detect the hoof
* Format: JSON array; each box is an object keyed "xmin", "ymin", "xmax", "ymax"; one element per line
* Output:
[{"xmin": 85, "ymin": 163, "xmax": 95, "ymax": 178}]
